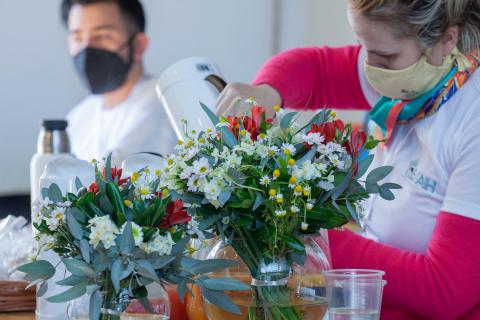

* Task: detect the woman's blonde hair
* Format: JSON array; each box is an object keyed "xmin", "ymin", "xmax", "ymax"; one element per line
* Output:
[{"xmin": 349, "ymin": 0, "xmax": 480, "ymax": 54}]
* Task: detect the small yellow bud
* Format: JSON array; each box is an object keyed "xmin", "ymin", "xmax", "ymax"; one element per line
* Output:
[
  {"xmin": 131, "ymin": 171, "xmax": 140, "ymax": 183},
  {"xmin": 283, "ymin": 149, "xmax": 291, "ymax": 156},
  {"xmin": 198, "ymin": 138, "xmax": 205, "ymax": 143},
  {"xmin": 167, "ymin": 159, "xmax": 174, "ymax": 166},
  {"xmin": 273, "ymin": 105, "xmax": 281, "ymax": 113},
  {"xmin": 303, "ymin": 189, "xmax": 310, "ymax": 197},
  {"xmin": 162, "ymin": 189, "xmax": 169, "ymax": 197},
  {"xmin": 240, "ymin": 129, "xmax": 248, "ymax": 137},
  {"xmin": 289, "ymin": 176, "xmax": 297, "ymax": 185},
  {"xmin": 259, "ymin": 133, "xmax": 266, "ymax": 140},
  {"xmin": 169, "ymin": 226, "xmax": 177, "ymax": 234},
  {"xmin": 331, "ymin": 111, "xmax": 337, "ymax": 118},
  {"xmin": 123, "ymin": 200, "xmax": 133, "ymax": 208},
  {"xmin": 144, "ymin": 168, "xmax": 150, "ymax": 174},
  {"xmin": 288, "ymin": 159, "xmax": 296, "ymax": 166},
  {"xmin": 155, "ymin": 169, "xmax": 161, "ymax": 176},
  {"xmin": 269, "ymin": 189, "xmax": 277, "ymax": 197},
  {"xmin": 177, "ymin": 140, "xmax": 184, "ymax": 145},
  {"xmin": 186, "ymin": 140, "xmax": 194, "ymax": 148},
  {"xmin": 273, "ymin": 169, "xmax": 281, "ymax": 178},
  {"xmin": 294, "ymin": 185, "xmax": 303, "ymax": 193},
  {"xmin": 276, "ymin": 197, "xmax": 284, "ymax": 204}
]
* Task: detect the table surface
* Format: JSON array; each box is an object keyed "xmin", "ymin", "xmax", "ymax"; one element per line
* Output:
[{"xmin": 0, "ymin": 313, "xmax": 34, "ymax": 320}]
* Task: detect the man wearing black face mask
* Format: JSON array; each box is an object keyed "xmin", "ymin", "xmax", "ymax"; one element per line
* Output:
[{"xmin": 62, "ymin": 0, "xmax": 176, "ymax": 163}]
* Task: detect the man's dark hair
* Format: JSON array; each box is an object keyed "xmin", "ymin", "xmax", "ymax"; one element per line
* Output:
[{"xmin": 61, "ymin": 0, "xmax": 146, "ymax": 33}]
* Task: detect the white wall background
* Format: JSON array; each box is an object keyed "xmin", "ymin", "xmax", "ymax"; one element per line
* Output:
[{"xmin": 0, "ymin": 0, "xmax": 356, "ymax": 195}]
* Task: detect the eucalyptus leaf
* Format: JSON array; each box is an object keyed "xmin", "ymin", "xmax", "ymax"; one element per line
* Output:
[
  {"xmin": 297, "ymin": 146, "xmax": 317, "ymax": 167},
  {"xmin": 37, "ymin": 282, "xmax": 48, "ymax": 297},
  {"xmin": 47, "ymin": 282, "xmax": 88, "ymax": 303},
  {"xmin": 111, "ymin": 258, "xmax": 123, "ymax": 293},
  {"xmin": 379, "ymin": 186, "xmax": 396, "ymax": 200},
  {"xmin": 66, "ymin": 209, "xmax": 84, "ymax": 240},
  {"xmin": 280, "ymin": 112, "xmax": 298, "ymax": 129},
  {"xmin": 79, "ymin": 239, "xmax": 91, "ymax": 264},
  {"xmin": 17, "ymin": 260, "xmax": 55, "ymax": 280},
  {"xmin": 218, "ymin": 189, "xmax": 232, "ymax": 206},
  {"xmin": 48, "ymin": 184, "xmax": 63, "ymax": 203},
  {"xmin": 70, "ymin": 207, "xmax": 86, "ymax": 223},
  {"xmin": 62, "ymin": 259, "xmax": 96, "ymax": 278},
  {"xmin": 135, "ymin": 260, "xmax": 160, "ymax": 282},
  {"xmin": 200, "ymin": 102, "xmax": 219, "ymax": 126},
  {"xmin": 252, "ymin": 192, "xmax": 264, "ymax": 211},
  {"xmin": 356, "ymin": 154, "xmax": 374, "ymax": 178},
  {"xmin": 75, "ymin": 177, "xmax": 84, "ymax": 192},
  {"xmin": 331, "ymin": 170, "xmax": 353, "ymax": 200},
  {"xmin": 366, "ymin": 166, "xmax": 394, "ymax": 185},
  {"xmin": 90, "ymin": 290, "xmax": 103, "ymax": 320},
  {"xmin": 189, "ymin": 259, "xmax": 238, "ymax": 274},
  {"xmin": 117, "ymin": 222, "xmax": 134, "ymax": 255},
  {"xmin": 381, "ymin": 183, "xmax": 402, "ymax": 190},
  {"xmin": 219, "ymin": 126, "xmax": 238, "ymax": 148},
  {"xmin": 56, "ymin": 274, "xmax": 88, "ymax": 286},
  {"xmin": 202, "ymin": 278, "xmax": 250, "ymax": 291},
  {"xmin": 200, "ymin": 286, "xmax": 241, "ymax": 315},
  {"xmin": 105, "ymin": 153, "xmax": 113, "ymax": 182}
]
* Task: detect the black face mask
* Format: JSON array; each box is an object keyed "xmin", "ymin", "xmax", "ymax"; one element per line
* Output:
[{"xmin": 73, "ymin": 39, "xmax": 133, "ymax": 94}]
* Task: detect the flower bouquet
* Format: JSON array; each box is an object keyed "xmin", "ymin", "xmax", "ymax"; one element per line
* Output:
[
  {"xmin": 18, "ymin": 156, "xmax": 250, "ymax": 320},
  {"xmin": 159, "ymin": 101, "xmax": 399, "ymax": 320}
]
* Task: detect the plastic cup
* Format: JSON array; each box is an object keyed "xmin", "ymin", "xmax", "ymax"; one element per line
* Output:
[{"xmin": 323, "ymin": 269, "xmax": 386, "ymax": 320}]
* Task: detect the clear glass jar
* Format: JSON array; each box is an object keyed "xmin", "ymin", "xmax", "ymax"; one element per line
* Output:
[{"xmin": 203, "ymin": 231, "xmax": 331, "ymax": 320}]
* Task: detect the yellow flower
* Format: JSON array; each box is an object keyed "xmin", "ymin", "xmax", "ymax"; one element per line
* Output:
[
  {"xmin": 283, "ymin": 149, "xmax": 291, "ymax": 156},
  {"xmin": 269, "ymin": 189, "xmax": 277, "ymax": 198},
  {"xmin": 303, "ymin": 189, "xmax": 311, "ymax": 197},
  {"xmin": 167, "ymin": 159, "xmax": 174, "ymax": 166},
  {"xmin": 331, "ymin": 111, "xmax": 337, "ymax": 118},
  {"xmin": 259, "ymin": 133, "xmax": 266, "ymax": 140},
  {"xmin": 131, "ymin": 171, "xmax": 140, "ymax": 183},
  {"xmin": 294, "ymin": 185, "xmax": 303, "ymax": 193},
  {"xmin": 274, "ymin": 105, "xmax": 281, "ymax": 113},
  {"xmin": 198, "ymin": 138, "xmax": 205, "ymax": 143},
  {"xmin": 273, "ymin": 169, "xmax": 281, "ymax": 178},
  {"xmin": 169, "ymin": 226, "xmax": 177, "ymax": 234},
  {"xmin": 288, "ymin": 159, "xmax": 296, "ymax": 167},
  {"xmin": 162, "ymin": 189, "xmax": 169, "ymax": 197},
  {"xmin": 289, "ymin": 176, "xmax": 297, "ymax": 185},
  {"xmin": 144, "ymin": 168, "xmax": 150, "ymax": 174},
  {"xmin": 186, "ymin": 140, "xmax": 194, "ymax": 148},
  {"xmin": 124, "ymin": 200, "xmax": 133, "ymax": 208},
  {"xmin": 177, "ymin": 140, "xmax": 184, "ymax": 146},
  {"xmin": 240, "ymin": 129, "xmax": 248, "ymax": 137},
  {"xmin": 155, "ymin": 169, "xmax": 161, "ymax": 176}
]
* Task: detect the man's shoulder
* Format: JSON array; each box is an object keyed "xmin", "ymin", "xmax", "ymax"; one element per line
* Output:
[{"xmin": 67, "ymin": 95, "xmax": 100, "ymax": 122}]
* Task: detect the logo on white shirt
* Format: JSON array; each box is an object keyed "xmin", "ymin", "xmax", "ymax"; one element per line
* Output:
[{"xmin": 404, "ymin": 160, "xmax": 437, "ymax": 193}]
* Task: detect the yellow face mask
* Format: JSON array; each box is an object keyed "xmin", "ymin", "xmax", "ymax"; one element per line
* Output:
[{"xmin": 364, "ymin": 47, "xmax": 471, "ymax": 100}]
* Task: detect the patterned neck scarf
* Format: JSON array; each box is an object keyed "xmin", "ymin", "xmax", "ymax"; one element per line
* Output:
[{"xmin": 370, "ymin": 51, "xmax": 480, "ymax": 142}]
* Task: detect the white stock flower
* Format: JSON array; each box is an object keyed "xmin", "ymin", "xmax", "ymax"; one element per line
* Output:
[
  {"xmin": 204, "ymin": 180, "xmax": 221, "ymax": 201},
  {"xmin": 141, "ymin": 232, "xmax": 176, "ymax": 256},
  {"xmin": 88, "ymin": 216, "xmax": 119, "ymax": 249}
]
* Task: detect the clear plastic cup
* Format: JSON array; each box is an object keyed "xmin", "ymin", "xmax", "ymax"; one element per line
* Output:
[{"xmin": 323, "ymin": 269, "xmax": 386, "ymax": 320}]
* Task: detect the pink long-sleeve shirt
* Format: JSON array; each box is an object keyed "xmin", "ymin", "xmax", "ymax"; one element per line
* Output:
[{"xmin": 253, "ymin": 45, "xmax": 480, "ymax": 319}]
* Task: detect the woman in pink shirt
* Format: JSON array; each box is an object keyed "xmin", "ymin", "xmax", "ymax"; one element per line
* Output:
[{"xmin": 217, "ymin": 1, "xmax": 480, "ymax": 319}]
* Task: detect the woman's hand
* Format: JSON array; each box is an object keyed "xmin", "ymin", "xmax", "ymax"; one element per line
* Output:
[{"xmin": 215, "ymin": 83, "xmax": 282, "ymax": 118}]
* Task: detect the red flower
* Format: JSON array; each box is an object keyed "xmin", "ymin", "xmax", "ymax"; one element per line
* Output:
[
  {"xmin": 88, "ymin": 167, "xmax": 129, "ymax": 194},
  {"xmin": 226, "ymin": 106, "xmax": 267, "ymax": 141},
  {"xmin": 306, "ymin": 119, "xmax": 345, "ymax": 146},
  {"xmin": 160, "ymin": 200, "xmax": 191, "ymax": 229},
  {"xmin": 344, "ymin": 129, "xmax": 367, "ymax": 156}
]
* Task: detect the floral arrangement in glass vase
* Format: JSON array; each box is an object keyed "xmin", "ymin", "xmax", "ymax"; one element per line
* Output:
[
  {"xmin": 159, "ymin": 101, "xmax": 400, "ymax": 320},
  {"xmin": 18, "ymin": 156, "xmax": 249, "ymax": 320}
]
